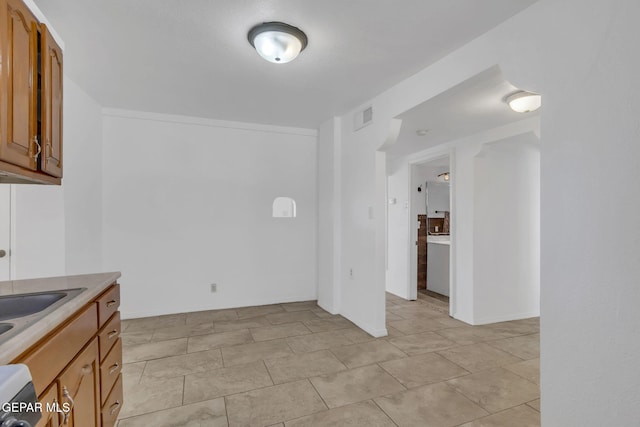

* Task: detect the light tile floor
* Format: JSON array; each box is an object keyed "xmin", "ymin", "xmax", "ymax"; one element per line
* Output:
[{"xmin": 117, "ymin": 293, "xmax": 540, "ymax": 426}]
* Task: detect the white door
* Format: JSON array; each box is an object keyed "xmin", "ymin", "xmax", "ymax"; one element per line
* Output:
[{"xmin": 0, "ymin": 185, "xmax": 11, "ymax": 280}]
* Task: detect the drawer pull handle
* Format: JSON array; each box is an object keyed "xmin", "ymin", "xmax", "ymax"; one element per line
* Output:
[
  {"xmin": 107, "ymin": 330, "xmax": 119, "ymax": 339},
  {"xmin": 109, "ymin": 362, "xmax": 120, "ymax": 374},
  {"xmin": 106, "ymin": 299, "xmax": 118, "ymax": 307},
  {"xmin": 62, "ymin": 386, "xmax": 75, "ymax": 425},
  {"xmin": 110, "ymin": 400, "xmax": 121, "ymax": 415}
]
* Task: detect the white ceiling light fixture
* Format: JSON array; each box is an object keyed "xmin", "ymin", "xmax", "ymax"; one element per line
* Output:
[
  {"xmin": 416, "ymin": 129, "xmax": 429, "ymax": 136},
  {"xmin": 506, "ymin": 91, "xmax": 542, "ymax": 113},
  {"xmin": 248, "ymin": 22, "xmax": 308, "ymax": 64}
]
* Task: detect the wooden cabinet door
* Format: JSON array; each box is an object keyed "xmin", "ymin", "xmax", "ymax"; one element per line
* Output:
[
  {"xmin": 40, "ymin": 23, "xmax": 62, "ymax": 177},
  {"xmin": 0, "ymin": 0, "xmax": 38, "ymax": 170},
  {"xmin": 36, "ymin": 383, "xmax": 61, "ymax": 427},
  {"xmin": 58, "ymin": 339, "xmax": 100, "ymax": 427}
]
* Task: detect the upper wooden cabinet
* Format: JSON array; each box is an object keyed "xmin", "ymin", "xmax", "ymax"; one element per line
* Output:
[
  {"xmin": 0, "ymin": 0, "xmax": 63, "ymax": 184},
  {"xmin": 41, "ymin": 24, "xmax": 63, "ymax": 178}
]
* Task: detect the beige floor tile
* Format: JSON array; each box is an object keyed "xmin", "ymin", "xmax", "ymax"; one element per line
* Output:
[
  {"xmin": 387, "ymin": 331, "xmax": 457, "ymax": 355},
  {"xmin": 265, "ymin": 350, "xmax": 347, "ymax": 384},
  {"xmin": 310, "ymin": 365, "xmax": 405, "ymax": 408},
  {"xmin": 339, "ymin": 327, "xmax": 375, "ymax": 343},
  {"xmin": 385, "ymin": 326, "xmax": 405, "ymax": 338},
  {"xmin": 303, "ymin": 318, "xmax": 354, "ymax": 332},
  {"xmin": 432, "ymin": 315, "xmax": 467, "ymax": 328},
  {"xmin": 487, "ymin": 334, "xmax": 540, "ymax": 360},
  {"xmin": 387, "ymin": 318, "xmax": 450, "ymax": 334},
  {"xmin": 118, "ymin": 398, "xmax": 227, "ymax": 427},
  {"xmin": 123, "ymin": 314, "xmax": 187, "ymax": 332},
  {"xmin": 225, "ymin": 380, "xmax": 326, "ymax": 427},
  {"xmin": 504, "ymin": 358, "xmax": 539, "ymax": 385},
  {"xmin": 213, "ymin": 316, "xmax": 272, "ymax": 332},
  {"xmin": 527, "ymin": 399, "xmax": 541, "ymax": 411},
  {"xmin": 379, "ymin": 352, "xmax": 470, "ymax": 388},
  {"xmin": 221, "ymin": 338, "xmax": 293, "ymax": 366},
  {"xmin": 374, "ymin": 382, "xmax": 489, "ymax": 426},
  {"xmin": 151, "ymin": 322, "xmax": 215, "ymax": 341},
  {"xmin": 447, "ymin": 368, "xmax": 539, "ymax": 413},
  {"xmin": 141, "ymin": 349, "xmax": 223, "ymax": 380},
  {"xmin": 437, "ymin": 343, "xmax": 522, "ymax": 372},
  {"xmin": 285, "ymin": 400, "xmax": 395, "ymax": 426},
  {"xmin": 330, "ymin": 340, "xmax": 407, "ymax": 368},
  {"xmin": 250, "ymin": 322, "xmax": 312, "ymax": 341},
  {"xmin": 309, "ymin": 308, "xmax": 337, "ymax": 319},
  {"xmin": 484, "ymin": 319, "xmax": 539, "ymax": 337},
  {"xmin": 120, "ymin": 331, "xmax": 153, "ymax": 346},
  {"xmin": 459, "ymin": 404, "xmax": 541, "ymax": 427},
  {"xmin": 183, "ymin": 361, "xmax": 273, "ymax": 404},
  {"xmin": 384, "ymin": 311, "xmax": 405, "ymax": 321},
  {"xmin": 123, "ymin": 338, "xmax": 187, "ymax": 363},
  {"xmin": 266, "ymin": 311, "xmax": 321, "ymax": 325},
  {"xmin": 388, "ymin": 306, "xmax": 444, "ymax": 319},
  {"xmin": 281, "ymin": 301, "xmax": 318, "ymax": 312},
  {"xmin": 287, "ymin": 330, "xmax": 357, "ymax": 353},
  {"xmin": 120, "ymin": 376, "xmax": 184, "ymax": 418},
  {"xmin": 186, "ymin": 308, "xmax": 238, "ymax": 325},
  {"xmin": 121, "ymin": 362, "xmax": 145, "ymax": 388},
  {"xmin": 187, "ymin": 329, "xmax": 254, "ymax": 353},
  {"xmin": 435, "ymin": 326, "xmax": 508, "ymax": 345},
  {"xmin": 236, "ymin": 304, "xmax": 285, "ymax": 319}
]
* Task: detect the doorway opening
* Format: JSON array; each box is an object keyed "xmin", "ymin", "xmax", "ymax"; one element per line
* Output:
[{"xmin": 413, "ymin": 157, "xmax": 451, "ymax": 307}]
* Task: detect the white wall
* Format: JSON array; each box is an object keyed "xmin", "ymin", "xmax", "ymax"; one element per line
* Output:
[
  {"xmin": 102, "ymin": 110, "xmax": 317, "ymax": 319},
  {"xmin": 318, "ymin": 0, "xmax": 640, "ymax": 423},
  {"xmin": 9, "ymin": 75, "xmax": 103, "ymax": 279},
  {"xmin": 11, "ymin": 185, "xmax": 65, "ymax": 279},
  {"xmin": 63, "ymin": 76, "xmax": 103, "ymax": 274},
  {"xmin": 385, "ymin": 164, "xmax": 409, "ymax": 298},
  {"xmin": 472, "ymin": 133, "xmax": 540, "ymax": 324},
  {"xmin": 317, "ymin": 117, "xmax": 341, "ymax": 314}
]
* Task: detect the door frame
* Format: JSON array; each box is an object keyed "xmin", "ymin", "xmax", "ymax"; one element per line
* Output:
[{"xmin": 407, "ymin": 149, "xmax": 455, "ymax": 317}]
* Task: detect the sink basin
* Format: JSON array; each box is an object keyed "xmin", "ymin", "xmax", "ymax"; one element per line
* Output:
[
  {"xmin": 0, "ymin": 292, "xmax": 67, "ymax": 321},
  {"xmin": 0, "ymin": 288, "xmax": 86, "ymax": 345}
]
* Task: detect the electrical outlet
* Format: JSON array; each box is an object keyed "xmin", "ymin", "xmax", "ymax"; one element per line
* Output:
[
  {"xmin": 349, "ymin": 268, "xmax": 354, "ymax": 279},
  {"xmin": 210, "ymin": 283, "xmax": 217, "ymax": 293}
]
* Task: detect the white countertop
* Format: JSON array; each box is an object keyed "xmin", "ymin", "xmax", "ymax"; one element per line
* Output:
[
  {"xmin": 0, "ymin": 272, "xmax": 121, "ymax": 364},
  {"xmin": 428, "ymin": 235, "xmax": 450, "ymax": 245}
]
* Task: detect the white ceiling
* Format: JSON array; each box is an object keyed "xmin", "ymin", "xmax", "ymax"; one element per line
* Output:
[
  {"xmin": 33, "ymin": 0, "xmax": 536, "ymax": 128},
  {"xmin": 386, "ymin": 65, "xmax": 540, "ymax": 158}
]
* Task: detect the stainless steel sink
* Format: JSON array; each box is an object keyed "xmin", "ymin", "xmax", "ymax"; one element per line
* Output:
[
  {"xmin": 0, "ymin": 323, "xmax": 13, "ymax": 335},
  {"xmin": 0, "ymin": 292, "xmax": 68, "ymax": 321},
  {"xmin": 0, "ymin": 288, "xmax": 86, "ymax": 345}
]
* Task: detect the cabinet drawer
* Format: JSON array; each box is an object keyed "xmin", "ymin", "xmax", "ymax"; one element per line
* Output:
[
  {"xmin": 98, "ymin": 312, "xmax": 121, "ymax": 361},
  {"xmin": 20, "ymin": 304, "xmax": 98, "ymax": 395},
  {"xmin": 101, "ymin": 374, "xmax": 122, "ymax": 427},
  {"xmin": 97, "ymin": 284, "xmax": 120, "ymax": 328},
  {"xmin": 36, "ymin": 382, "xmax": 60, "ymax": 427},
  {"xmin": 100, "ymin": 338, "xmax": 122, "ymax": 405}
]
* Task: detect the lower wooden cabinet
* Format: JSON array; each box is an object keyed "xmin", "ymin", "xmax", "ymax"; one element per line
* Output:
[
  {"xmin": 57, "ymin": 339, "xmax": 100, "ymax": 427},
  {"xmin": 35, "ymin": 383, "xmax": 60, "ymax": 427},
  {"xmin": 15, "ymin": 283, "xmax": 122, "ymax": 427}
]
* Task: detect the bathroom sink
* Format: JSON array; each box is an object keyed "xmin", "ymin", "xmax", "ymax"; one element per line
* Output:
[
  {"xmin": 0, "ymin": 292, "xmax": 67, "ymax": 321},
  {"xmin": 0, "ymin": 288, "xmax": 86, "ymax": 345},
  {"xmin": 0, "ymin": 323, "xmax": 13, "ymax": 335}
]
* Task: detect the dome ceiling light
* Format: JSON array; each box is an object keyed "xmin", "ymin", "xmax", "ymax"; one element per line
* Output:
[
  {"xmin": 506, "ymin": 91, "xmax": 542, "ymax": 113},
  {"xmin": 248, "ymin": 22, "xmax": 308, "ymax": 64}
]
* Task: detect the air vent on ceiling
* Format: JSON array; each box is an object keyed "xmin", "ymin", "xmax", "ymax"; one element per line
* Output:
[{"xmin": 354, "ymin": 106, "xmax": 373, "ymax": 131}]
